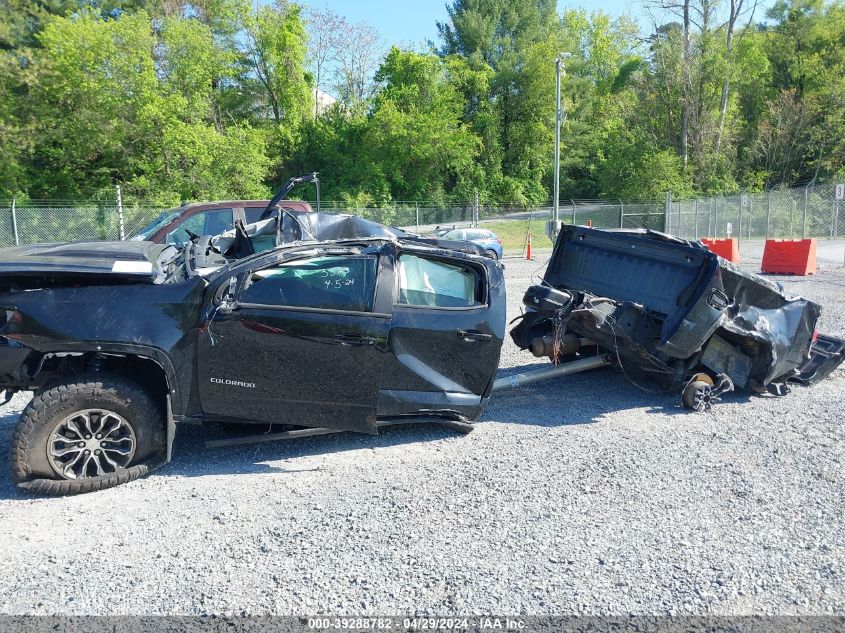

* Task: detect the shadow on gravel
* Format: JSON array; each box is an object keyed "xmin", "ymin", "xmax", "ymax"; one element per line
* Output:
[
  {"xmin": 156, "ymin": 421, "xmax": 457, "ymax": 480},
  {"xmin": 0, "ymin": 365, "xmax": 769, "ymax": 495},
  {"xmin": 487, "ymin": 364, "xmax": 773, "ymax": 426},
  {"xmin": 482, "ymin": 365, "xmax": 742, "ymax": 426},
  {"xmin": 0, "ymin": 408, "xmax": 29, "ymax": 501},
  {"xmin": 0, "ymin": 415, "xmax": 460, "ymax": 492}
]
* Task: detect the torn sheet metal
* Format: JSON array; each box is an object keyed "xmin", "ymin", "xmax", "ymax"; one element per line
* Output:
[
  {"xmin": 511, "ymin": 225, "xmax": 844, "ymax": 406},
  {"xmin": 210, "ymin": 211, "xmax": 489, "ymax": 261}
]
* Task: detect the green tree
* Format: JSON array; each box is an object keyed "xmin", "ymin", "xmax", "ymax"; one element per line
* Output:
[
  {"xmin": 367, "ymin": 47, "xmax": 482, "ymax": 202},
  {"xmin": 437, "ymin": 0, "xmax": 561, "ymax": 202},
  {"xmin": 242, "ymin": 1, "xmax": 312, "ymax": 163},
  {"xmin": 27, "ymin": 9, "xmax": 271, "ymax": 203}
]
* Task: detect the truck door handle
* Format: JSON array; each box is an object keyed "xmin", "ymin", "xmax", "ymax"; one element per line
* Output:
[
  {"xmin": 333, "ymin": 334, "xmax": 378, "ymax": 345},
  {"xmin": 456, "ymin": 329, "xmax": 492, "ymax": 342}
]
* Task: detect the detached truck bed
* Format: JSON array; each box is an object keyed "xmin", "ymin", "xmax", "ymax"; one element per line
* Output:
[{"xmin": 508, "ymin": 226, "xmax": 845, "ymax": 409}]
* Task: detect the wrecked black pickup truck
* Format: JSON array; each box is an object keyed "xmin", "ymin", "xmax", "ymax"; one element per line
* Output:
[
  {"xmin": 511, "ymin": 226, "xmax": 845, "ymax": 410},
  {"xmin": 0, "ymin": 214, "xmax": 505, "ymax": 495}
]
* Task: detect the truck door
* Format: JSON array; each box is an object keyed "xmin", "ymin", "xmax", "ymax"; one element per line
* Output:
[
  {"xmin": 378, "ymin": 252, "xmax": 506, "ymax": 420},
  {"xmin": 198, "ymin": 252, "xmax": 390, "ymax": 433}
]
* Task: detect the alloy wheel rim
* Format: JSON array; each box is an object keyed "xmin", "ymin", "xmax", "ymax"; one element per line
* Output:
[{"xmin": 46, "ymin": 409, "xmax": 136, "ymax": 480}]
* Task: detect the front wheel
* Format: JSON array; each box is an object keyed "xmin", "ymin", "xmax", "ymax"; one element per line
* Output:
[
  {"xmin": 9, "ymin": 374, "xmax": 162, "ymax": 495},
  {"xmin": 486, "ymin": 249, "xmax": 499, "ymax": 260}
]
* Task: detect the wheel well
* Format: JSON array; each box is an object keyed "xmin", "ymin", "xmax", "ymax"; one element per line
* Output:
[{"xmin": 35, "ymin": 352, "xmax": 170, "ymax": 404}]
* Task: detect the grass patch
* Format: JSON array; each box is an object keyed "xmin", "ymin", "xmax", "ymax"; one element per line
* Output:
[{"xmin": 479, "ymin": 219, "xmax": 555, "ymax": 252}]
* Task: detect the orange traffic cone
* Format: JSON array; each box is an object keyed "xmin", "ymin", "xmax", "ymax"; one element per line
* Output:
[{"xmin": 526, "ymin": 232, "xmax": 533, "ymax": 260}]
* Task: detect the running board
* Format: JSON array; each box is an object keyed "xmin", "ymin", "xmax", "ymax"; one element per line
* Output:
[{"xmin": 205, "ymin": 416, "xmax": 475, "ymax": 448}]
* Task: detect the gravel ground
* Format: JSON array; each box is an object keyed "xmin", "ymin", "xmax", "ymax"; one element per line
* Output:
[{"xmin": 0, "ymin": 245, "xmax": 843, "ymax": 617}]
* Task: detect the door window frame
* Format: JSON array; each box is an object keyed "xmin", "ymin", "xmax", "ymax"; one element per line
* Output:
[
  {"xmin": 392, "ymin": 252, "xmax": 489, "ymax": 311},
  {"xmin": 229, "ymin": 252, "xmax": 392, "ymax": 318}
]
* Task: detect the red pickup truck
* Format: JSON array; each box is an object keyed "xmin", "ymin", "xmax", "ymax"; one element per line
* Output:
[
  {"xmin": 132, "ymin": 174, "xmax": 319, "ymax": 244},
  {"xmin": 132, "ymin": 199, "xmax": 314, "ymax": 245}
]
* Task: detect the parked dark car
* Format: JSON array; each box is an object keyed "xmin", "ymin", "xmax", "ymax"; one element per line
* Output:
[{"xmin": 0, "ymin": 221, "xmax": 505, "ymax": 495}]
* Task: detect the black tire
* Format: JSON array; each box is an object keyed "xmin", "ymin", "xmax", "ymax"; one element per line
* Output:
[
  {"xmin": 486, "ymin": 249, "xmax": 499, "ymax": 260},
  {"xmin": 9, "ymin": 374, "xmax": 163, "ymax": 495}
]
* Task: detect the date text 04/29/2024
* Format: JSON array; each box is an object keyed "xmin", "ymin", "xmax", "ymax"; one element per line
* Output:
[{"xmin": 307, "ymin": 617, "xmax": 526, "ymax": 630}]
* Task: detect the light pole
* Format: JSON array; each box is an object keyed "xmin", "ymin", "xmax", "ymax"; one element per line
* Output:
[{"xmin": 548, "ymin": 52, "xmax": 572, "ymax": 241}]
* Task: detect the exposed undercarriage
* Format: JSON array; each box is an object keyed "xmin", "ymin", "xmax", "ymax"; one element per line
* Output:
[{"xmin": 510, "ymin": 226, "xmax": 845, "ymax": 410}]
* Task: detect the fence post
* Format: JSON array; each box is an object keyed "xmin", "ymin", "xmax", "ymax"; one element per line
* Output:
[
  {"xmin": 693, "ymin": 200, "xmax": 698, "ymax": 239},
  {"xmin": 676, "ymin": 200, "xmax": 681, "ymax": 236},
  {"xmin": 707, "ymin": 196, "xmax": 713, "ymax": 237},
  {"xmin": 618, "ymin": 199, "xmax": 624, "ymax": 228},
  {"xmin": 802, "ymin": 185, "xmax": 809, "ymax": 239},
  {"xmin": 10, "ymin": 197, "xmax": 19, "ymax": 246},
  {"xmin": 664, "ymin": 191, "xmax": 671, "ymax": 233},
  {"xmin": 116, "ymin": 185, "xmax": 125, "ymax": 241},
  {"xmin": 714, "ymin": 197, "xmax": 719, "ymax": 238},
  {"xmin": 674, "ymin": 200, "xmax": 679, "ymax": 237},
  {"xmin": 415, "ymin": 202, "xmax": 419, "ymax": 233},
  {"xmin": 748, "ymin": 198, "xmax": 753, "ymax": 239},
  {"xmin": 831, "ymin": 199, "xmax": 835, "ymax": 239},
  {"xmin": 765, "ymin": 189, "xmax": 771, "ymax": 239},
  {"xmin": 473, "ymin": 191, "xmax": 479, "ymax": 228},
  {"xmin": 571, "ymin": 199, "xmax": 577, "ymax": 225}
]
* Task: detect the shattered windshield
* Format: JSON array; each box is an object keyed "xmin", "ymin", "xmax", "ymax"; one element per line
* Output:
[{"xmin": 130, "ymin": 209, "xmax": 182, "ymax": 241}]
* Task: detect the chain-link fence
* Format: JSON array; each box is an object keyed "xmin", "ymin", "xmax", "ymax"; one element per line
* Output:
[
  {"xmin": 318, "ymin": 199, "xmax": 667, "ymax": 234},
  {"xmin": 0, "ymin": 200, "xmax": 170, "ymax": 247},
  {"xmin": 319, "ymin": 201, "xmax": 514, "ymax": 230},
  {"xmin": 665, "ymin": 182, "xmax": 845, "ymax": 241},
  {"xmin": 0, "ymin": 182, "xmax": 841, "ymax": 247}
]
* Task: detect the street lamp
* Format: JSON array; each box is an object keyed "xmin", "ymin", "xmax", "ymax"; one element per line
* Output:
[{"xmin": 548, "ymin": 52, "xmax": 572, "ymax": 241}]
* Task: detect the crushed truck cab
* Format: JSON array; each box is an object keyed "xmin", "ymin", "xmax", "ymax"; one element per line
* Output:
[{"xmin": 0, "ymin": 221, "xmax": 505, "ymax": 495}]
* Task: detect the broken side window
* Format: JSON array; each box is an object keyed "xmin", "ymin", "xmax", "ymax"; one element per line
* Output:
[
  {"xmin": 397, "ymin": 254, "xmax": 483, "ymax": 308},
  {"xmin": 241, "ymin": 255, "xmax": 378, "ymax": 313}
]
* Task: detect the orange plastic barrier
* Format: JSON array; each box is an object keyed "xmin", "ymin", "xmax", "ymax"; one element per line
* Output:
[
  {"xmin": 761, "ymin": 239, "xmax": 817, "ymax": 275},
  {"xmin": 701, "ymin": 238, "xmax": 741, "ymax": 263}
]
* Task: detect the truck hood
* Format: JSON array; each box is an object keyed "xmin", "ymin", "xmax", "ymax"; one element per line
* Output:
[{"xmin": 0, "ymin": 241, "xmax": 178, "ymax": 282}]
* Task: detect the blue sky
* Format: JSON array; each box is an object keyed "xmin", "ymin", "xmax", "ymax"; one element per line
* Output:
[{"xmin": 302, "ymin": 0, "xmax": 646, "ymax": 49}]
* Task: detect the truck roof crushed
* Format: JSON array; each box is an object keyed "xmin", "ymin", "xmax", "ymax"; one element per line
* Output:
[
  {"xmin": 0, "ymin": 214, "xmax": 505, "ymax": 494},
  {"xmin": 0, "ymin": 211, "xmax": 489, "ymax": 290},
  {"xmin": 510, "ymin": 226, "xmax": 845, "ymax": 410}
]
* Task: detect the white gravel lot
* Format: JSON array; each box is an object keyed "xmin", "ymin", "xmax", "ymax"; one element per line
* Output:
[{"xmin": 0, "ymin": 244, "xmax": 842, "ymax": 616}]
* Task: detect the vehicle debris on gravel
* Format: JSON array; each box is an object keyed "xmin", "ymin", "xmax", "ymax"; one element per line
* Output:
[{"xmin": 510, "ymin": 225, "xmax": 845, "ymax": 410}]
